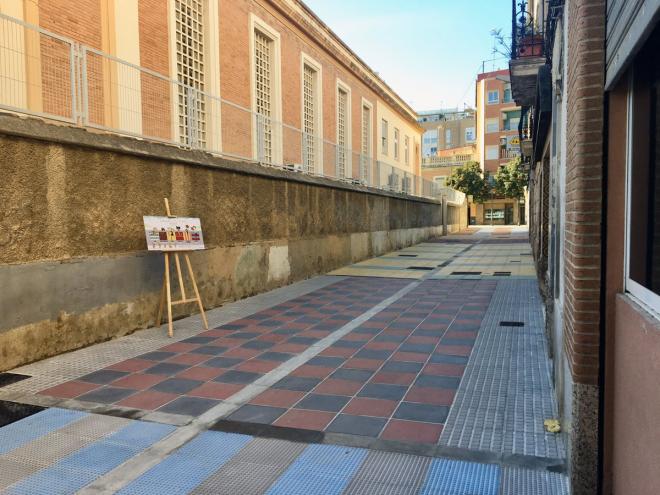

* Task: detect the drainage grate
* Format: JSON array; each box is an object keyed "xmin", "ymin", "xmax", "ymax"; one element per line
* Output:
[
  {"xmin": 499, "ymin": 321, "xmax": 524, "ymax": 327},
  {"xmin": 0, "ymin": 373, "xmax": 30, "ymax": 388},
  {"xmin": 398, "ymin": 254, "xmax": 418, "ymax": 257},
  {"xmin": 493, "ymin": 272, "xmax": 511, "ymax": 276},
  {"xmin": 437, "ymin": 260, "xmax": 452, "ymax": 267},
  {"xmin": 211, "ymin": 419, "xmax": 325, "ymax": 444},
  {"xmin": 451, "ymin": 271, "xmax": 482, "ymax": 275},
  {"xmin": 0, "ymin": 399, "xmax": 46, "ymax": 428},
  {"xmin": 408, "ymin": 266, "xmax": 434, "ymax": 271},
  {"xmin": 510, "ymin": 260, "xmax": 521, "ymax": 263}
]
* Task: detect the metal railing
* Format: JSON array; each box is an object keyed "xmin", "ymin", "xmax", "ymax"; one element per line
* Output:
[
  {"xmin": 0, "ymin": 13, "xmax": 465, "ymax": 204},
  {"xmin": 511, "ymin": 0, "xmax": 545, "ymax": 60}
]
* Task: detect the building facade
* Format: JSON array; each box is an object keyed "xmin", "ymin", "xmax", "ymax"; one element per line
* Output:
[
  {"xmin": 0, "ymin": 0, "xmax": 422, "ymax": 189},
  {"xmin": 420, "ymin": 145, "xmax": 476, "ymax": 186},
  {"xmin": 510, "ymin": 0, "xmax": 660, "ymax": 493},
  {"xmin": 418, "ymin": 110, "xmax": 443, "ymax": 157},
  {"xmin": 436, "ymin": 109, "xmax": 475, "ymax": 152},
  {"xmin": 474, "ymin": 69, "xmax": 524, "ymax": 225}
]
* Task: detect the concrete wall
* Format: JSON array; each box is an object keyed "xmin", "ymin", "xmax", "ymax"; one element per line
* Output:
[{"xmin": 0, "ymin": 114, "xmax": 445, "ymax": 371}]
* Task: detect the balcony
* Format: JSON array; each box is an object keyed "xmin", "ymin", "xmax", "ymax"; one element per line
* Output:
[{"xmin": 509, "ymin": 0, "xmax": 547, "ymax": 107}]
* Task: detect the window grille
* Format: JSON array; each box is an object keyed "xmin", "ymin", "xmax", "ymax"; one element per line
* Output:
[
  {"xmin": 381, "ymin": 119, "xmax": 388, "ymax": 155},
  {"xmin": 255, "ymin": 30, "xmax": 273, "ymax": 162},
  {"xmin": 361, "ymin": 105, "xmax": 371, "ymax": 180},
  {"xmin": 337, "ymin": 87, "xmax": 348, "ymax": 178},
  {"xmin": 394, "ymin": 128, "xmax": 400, "ymax": 159},
  {"xmin": 302, "ymin": 64, "xmax": 316, "ymax": 172},
  {"xmin": 404, "ymin": 135, "xmax": 410, "ymax": 164},
  {"xmin": 175, "ymin": 0, "xmax": 206, "ymax": 146}
]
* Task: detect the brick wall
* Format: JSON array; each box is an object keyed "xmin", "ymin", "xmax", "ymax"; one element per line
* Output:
[{"xmin": 564, "ymin": 0, "xmax": 606, "ymax": 386}]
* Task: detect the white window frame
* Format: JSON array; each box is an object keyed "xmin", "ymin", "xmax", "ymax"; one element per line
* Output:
[
  {"xmin": 487, "ymin": 90, "xmax": 499, "ymax": 104},
  {"xmin": 300, "ymin": 52, "xmax": 323, "ymax": 173},
  {"xmin": 486, "ymin": 145, "xmax": 499, "ymax": 160},
  {"xmin": 381, "ymin": 118, "xmax": 389, "ymax": 155},
  {"xmin": 249, "ymin": 14, "xmax": 282, "ymax": 164},
  {"xmin": 335, "ymin": 78, "xmax": 352, "ymax": 178},
  {"xmin": 486, "ymin": 118, "xmax": 499, "ymax": 133},
  {"xmin": 404, "ymin": 135, "xmax": 410, "ymax": 165},
  {"xmin": 394, "ymin": 127, "xmax": 400, "ymax": 160},
  {"xmin": 623, "ymin": 72, "xmax": 660, "ymax": 316},
  {"xmin": 465, "ymin": 126, "xmax": 476, "ymax": 142},
  {"xmin": 445, "ymin": 128, "xmax": 452, "ymax": 145}
]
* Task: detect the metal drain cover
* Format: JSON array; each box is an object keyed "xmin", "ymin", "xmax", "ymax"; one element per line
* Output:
[
  {"xmin": 493, "ymin": 272, "xmax": 511, "ymax": 276},
  {"xmin": 451, "ymin": 271, "xmax": 482, "ymax": 275},
  {"xmin": 398, "ymin": 254, "xmax": 418, "ymax": 257},
  {"xmin": 499, "ymin": 321, "xmax": 524, "ymax": 327},
  {"xmin": 408, "ymin": 266, "xmax": 434, "ymax": 271}
]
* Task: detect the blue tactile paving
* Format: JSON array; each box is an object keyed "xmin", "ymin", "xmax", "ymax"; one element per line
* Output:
[
  {"xmin": 419, "ymin": 458, "xmax": 500, "ymax": 495},
  {"xmin": 117, "ymin": 431, "xmax": 252, "ymax": 495},
  {"xmin": 0, "ymin": 408, "xmax": 87, "ymax": 455},
  {"xmin": 3, "ymin": 421, "xmax": 174, "ymax": 495},
  {"xmin": 265, "ymin": 444, "xmax": 368, "ymax": 495}
]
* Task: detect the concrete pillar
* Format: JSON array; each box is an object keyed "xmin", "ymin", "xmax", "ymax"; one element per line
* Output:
[{"xmin": 442, "ymin": 197, "xmax": 448, "ymax": 236}]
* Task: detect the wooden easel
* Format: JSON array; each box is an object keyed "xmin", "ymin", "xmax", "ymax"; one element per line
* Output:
[{"xmin": 156, "ymin": 198, "xmax": 209, "ymax": 337}]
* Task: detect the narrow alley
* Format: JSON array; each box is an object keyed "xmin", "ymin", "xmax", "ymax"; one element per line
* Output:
[{"xmin": 0, "ymin": 227, "xmax": 567, "ymax": 494}]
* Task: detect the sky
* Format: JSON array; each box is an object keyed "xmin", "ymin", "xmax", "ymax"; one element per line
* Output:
[{"xmin": 303, "ymin": 0, "xmax": 512, "ymax": 112}]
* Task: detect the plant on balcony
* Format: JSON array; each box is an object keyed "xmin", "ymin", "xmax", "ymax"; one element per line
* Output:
[
  {"xmin": 446, "ymin": 161, "xmax": 491, "ymax": 204},
  {"xmin": 493, "ymin": 156, "xmax": 527, "ymax": 200}
]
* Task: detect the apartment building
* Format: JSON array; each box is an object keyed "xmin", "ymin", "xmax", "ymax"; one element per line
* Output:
[
  {"xmin": 420, "ymin": 145, "xmax": 476, "ymax": 187},
  {"xmin": 436, "ymin": 109, "xmax": 475, "ymax": 152},
  {"xmin": 0, "ymin": 0, "xmax": 422, "ymax": 188},
  {"xmin": 510, "ymin": 0, "xmax": 660, "ymax": 493},
  {"xmin": 474, "ymin": 69, "xmax": 523, "ymax": 225},
  {"xmin": 418, "ymin": 110, "xmax": 443, "ymax": 157}
]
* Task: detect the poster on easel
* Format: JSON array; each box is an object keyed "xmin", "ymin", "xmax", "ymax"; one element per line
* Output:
[{"xmin": 143, "ymin": 216, "xmax": 205, "ymax": 251}]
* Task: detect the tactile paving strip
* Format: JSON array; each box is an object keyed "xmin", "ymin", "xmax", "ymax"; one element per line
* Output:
[
  {"xmin": 117, "ymin": 431, "xmax": 251, "ymax": 494},
  {"xmin": 500, "ymin": 467, "xmax": 569, "ymax": 495},
  {"xmin": 265, "ymin": 444, "xmax": 367, "ymax": 495},
  {"xmin": 190, "ymin": 437, "xmax": 306, "ymax": 495},
  {"xmin": 342, "ymin": 450, "xmax": 431, "ymax": 495},
  {"xmin": 419, "ymin": 458, "xmax": 500, "ymax": 495},
  {"xmin": 439, "ymin": 279, "xmax": 566, "ymax": 460}
]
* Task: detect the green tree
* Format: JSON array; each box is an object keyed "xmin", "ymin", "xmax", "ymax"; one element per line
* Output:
[
  {"xmin": 446, "ymin": 161, "xmax": 491, "ymax": 203},
  {"xmin": 493, "ymin": 157, "xmax": 527, "ymax": 200}
]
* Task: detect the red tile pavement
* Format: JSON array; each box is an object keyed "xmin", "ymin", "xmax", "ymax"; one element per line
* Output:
[
  {"xmin": 320, "ymin": 347, "xmax": 355, "ymax": 358},
  {"xmin": 176, "ymin": 366, "xmax": 225, "ymax": 381},
  {"xmin": 106, "ymin": 358, "xmax": 154, "ymax": 372},
  {"xmin": 405, "ymin": 387, "xmax": 455, "ymax": 406},
  {"xmin": 343, "ymin": 358, "xmax": 382, "ymax": 370},
  {"xmin": 223, "ymin": 347, "xmax": 262, "ymax": 359},
  {"xmin": 111, "ymin": 373, "xmax": 166, "ymax": 390},
  {"xmin": 343, "ymin": 397, "xmax": 398, "ymax": 417},
  {"xmin": 314, "ymin": 379, "xmax": 364, "ymax": 396},
  {"xmin": 159, "ymin": 342, "xmax": 198, "ymax": 353},
  {"xmin": 371, "ymin": 371, "xmax": 416, "ymax": 386},
  {"xmin": 235, "ymin": 360, "xmax": 280, "ymax": 374},
  {"xmin": 381, "ymin": 419, "xmax": 443, "ymax": 443},
  {"xmin": 117, "ymin": 390, "xmax": 176, "ymax": 410},
  {"xmin": 291, "ymin": 365, "xmax": 334, "ymax": 379},
  {"xmin": 41, "ymin": 381, "xmax": 99, "ymax": 399},
  {"xmin": 250, "ymin": 389, "xmax": 306, "ymax": 408},
  {"xmin": 274, "ymin": 409, "xmax": 335, "ymax": 430},
  {"xmin": 364, "ymin": 341, "xmax": 399, "ymax": 351},
  {"xmin": 391, "ymin": 351, "xmax": 429, "ymax": 362},
  {"xmin": 422, "ymin": 363, "xmax": 465, "ymax": 377},
  {"xmin": 435, "ymin": 344, "xmax": 472, "ymax": 356},
  {"xmin": 187, "ymin": 382, "xmax": 243, "ymax": 400},
  {"xmin": 272, "ymin": 343, "xmax": 308, "ymax": 354},
  {"xmin": 166, "ymin": 353, "xmax": 212, "ymax": 365}
]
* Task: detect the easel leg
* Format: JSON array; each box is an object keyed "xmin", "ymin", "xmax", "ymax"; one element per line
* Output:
[
  {"xmin": 185, "ymin": 253, "xmax": 208, "ymax": 330},
  {"xmin": 174, "ymin": 253, "xmax": 187, "ymax": 300},
  {"xmin": 164, "ymin": 252, "xmax": 174, "ymax": 338},
  {"xmin": 156, "ymin": 272, "xmax": 166, "ymax": 326}
]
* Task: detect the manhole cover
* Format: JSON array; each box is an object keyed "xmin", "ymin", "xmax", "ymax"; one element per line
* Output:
[
  {"xmin": 500, "ymin": 321, "xmax": 524, "ymax": 327},
  {"xmin": 408, "ymin": 266, "xmax": 434, "ymax": 271},
  {"xmin": 0, "ymin": 373, "xmax": 30, "ymax": 388}
]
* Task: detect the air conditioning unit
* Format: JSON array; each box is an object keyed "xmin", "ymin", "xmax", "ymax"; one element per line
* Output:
[
  {"xmin": 388, "ymin": 173, "xmax": 400, "ymax": 191},
  {"xmin": 402, "ymin": 176, "xmax": 412, "ymax": 193},
  {"xmin": 283, "ymin": 163, "xmax": 304, "ymax": 172}
]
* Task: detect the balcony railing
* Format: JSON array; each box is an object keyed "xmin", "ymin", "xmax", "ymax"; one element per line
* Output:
[{"xmin": 511, "ymin": 0, "xmax": 545, "ymax": 60}]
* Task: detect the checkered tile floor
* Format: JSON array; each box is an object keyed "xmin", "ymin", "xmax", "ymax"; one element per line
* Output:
[{"xmin": 0, "ymin": 226, "xmax": 568, "ymax": 494}]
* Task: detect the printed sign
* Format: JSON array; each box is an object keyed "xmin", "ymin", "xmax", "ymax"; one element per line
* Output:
[{"xmin": 143, "ymin": 216, "xmax": 205, "ymax": 251}]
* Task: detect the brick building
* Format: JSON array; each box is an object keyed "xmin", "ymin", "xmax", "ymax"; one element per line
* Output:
[
  {"xmin": 473, "ymin": 70, "xmax": 524, "ymax": 225},
  {"xmin": 0, "ymin": 0, "xmax": 423, "ymax": 189},
  {"xmin": 510, "ymin": 0, "xmax": 660, "ymax": 493}
]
